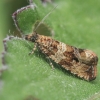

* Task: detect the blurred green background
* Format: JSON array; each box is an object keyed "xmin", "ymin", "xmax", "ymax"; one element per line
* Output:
[
  {"xmin": 0, "ymin": 0, "xmax": 28, "ymax": 65},
  {"xmin": 0, "ymin": 0, "xmax": 30, "ymax": 49}
]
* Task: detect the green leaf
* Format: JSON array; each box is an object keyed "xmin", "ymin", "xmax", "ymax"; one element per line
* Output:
[
  {"xmin": 1, "ymin": 0, "xmax": 100, "ymax": 100},
  {"xmin": 12, "ymin": 0, "xmax": 54, "ymax": 36}
]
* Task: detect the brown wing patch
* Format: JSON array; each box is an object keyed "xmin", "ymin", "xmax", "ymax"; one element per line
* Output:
[
  {"xmin": 37, "ymin": 36, "xmax": 59, "ymax": 56},
  {"xmin": 58, "ymin": 47, "xmax": 98, "ymax": 81}
]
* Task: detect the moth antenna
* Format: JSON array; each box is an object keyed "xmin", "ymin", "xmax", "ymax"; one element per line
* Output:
[{"xmin": 34, "ymin": 5, "xmax": 58, "ymax": 31}]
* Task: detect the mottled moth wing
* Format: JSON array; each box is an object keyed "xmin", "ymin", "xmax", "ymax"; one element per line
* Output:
[
  {"xmin": 25, "ymin": 32, "xmax": 98, "ymax": 81},
  {"xmin": 58, "ymin": 47, "xmax": 98, "ymax": 81},
  {"xmin": 33, "ymin": 34, "xmax": 98, "ymax": 81}
]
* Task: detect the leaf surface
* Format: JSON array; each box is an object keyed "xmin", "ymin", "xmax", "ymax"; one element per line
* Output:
[{"xmin": 1, "ymin": 0, "xmax": 100, "ymax": 100}]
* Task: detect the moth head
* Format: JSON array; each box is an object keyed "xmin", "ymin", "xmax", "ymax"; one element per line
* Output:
[{"xmin": 25, "ymin": 32, "xmax": 38, "ymax": 42}]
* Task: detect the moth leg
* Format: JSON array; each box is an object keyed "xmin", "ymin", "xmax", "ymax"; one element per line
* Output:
[
  {"xmin": 29, "ymin": 43, "xmax": 37, "ymax": 55},
  {"xmin": 46, "ymin": 56, "xmax": 54, "ymax": 70}
]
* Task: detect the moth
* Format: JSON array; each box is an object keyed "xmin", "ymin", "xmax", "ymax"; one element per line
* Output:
[
  {"xmin": 12, "ymin": 3, "xmax": 98, "ymax": 81},
  {"xmin": 25, "ymin": 31, "xmax": 98, "ymax": 81}
]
